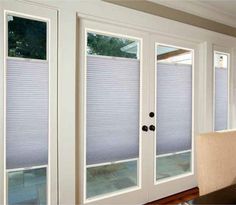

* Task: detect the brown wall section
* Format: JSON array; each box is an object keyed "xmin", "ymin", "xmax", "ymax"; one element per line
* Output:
[{"xmin": 103, "ymin": 0, "xmax": 236, "ymax": 37}]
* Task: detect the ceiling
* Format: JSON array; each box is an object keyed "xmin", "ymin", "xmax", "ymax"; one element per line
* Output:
[
  {"xmin": 198, "ymin": 0, "xmax": 236, "ymax": 15},
  {"xmin": 149, "ymin": 0, "xmax": 236, "ymax": 28}
]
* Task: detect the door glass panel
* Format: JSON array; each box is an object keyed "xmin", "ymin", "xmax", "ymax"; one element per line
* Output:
[
  {"xmin": 214, "ymin": 52, "xmax": 229, "ymax": 131},
  {"xmin": 156, "ymin": 45, "xmax": 192, "ymax": 181},
  {"xmin": 6, "ymin": 15, "xmax": 48, "ymax": 204},
  {"xmin": 8, "ymin": 168, "xmax": 47, "ymax": 205},
  {"xmin": 86, "ymin": 32, "xmax": 140, "ymax": 199}
]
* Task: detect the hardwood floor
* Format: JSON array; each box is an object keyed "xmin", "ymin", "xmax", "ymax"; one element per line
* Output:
[{"xmin": 146, "ymin": 187, "xmax": 199, "ymax": 204}]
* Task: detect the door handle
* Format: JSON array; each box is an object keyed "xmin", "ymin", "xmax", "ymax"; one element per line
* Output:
[
  {"xmin": 142, "ymin": 125, "xmax": 148, "ymax": 132},
  {"xmin": 149, "ymin": 125, "xmax": 155, "ymax": 131},
  {"xmin": 149, "ymin": 112, "xmax": 155, "ymax": 118}
]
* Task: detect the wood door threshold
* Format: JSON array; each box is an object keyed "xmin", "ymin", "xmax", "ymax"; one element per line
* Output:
[{"xmin": 146, "ymin": 187, "xmax": 199, "ymax": 204}]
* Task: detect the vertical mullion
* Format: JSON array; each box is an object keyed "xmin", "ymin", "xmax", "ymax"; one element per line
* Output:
[{"xmin": 0, "ymin": 3, "xmax": 5, "ymax": 204}]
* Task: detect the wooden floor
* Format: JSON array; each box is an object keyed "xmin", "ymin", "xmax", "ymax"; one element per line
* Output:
[{"xmin": 146, "ymin": 187, "xmax": 199, "ymax": 204}]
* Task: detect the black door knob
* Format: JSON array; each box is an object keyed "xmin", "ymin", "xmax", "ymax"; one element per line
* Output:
[
  {"xmin": 149, "ymin": 125, "xmax": 155, "ymax": 131},
  {"xmin": 149, "ymin": 112, "xmax": 155, "ymax": 118},
  {"xmin": 142, "ymin": 125, "xmax": 148, "ymax": 132}
]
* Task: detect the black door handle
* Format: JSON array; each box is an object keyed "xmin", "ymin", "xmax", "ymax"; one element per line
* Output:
[
  {"xmin": 142, "ymin": 125, "xmax": 148, "ymax": 132},
  {"xmin": 149, "ymin": 125, "xmax": 155, "ymax": 131},
  {"xmin": 149, "ymin": 112, "xmax": 155, "ymax": 118}
]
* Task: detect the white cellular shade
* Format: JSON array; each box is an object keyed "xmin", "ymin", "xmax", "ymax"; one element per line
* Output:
[
  {"xmin": 86, "ymin": 55, "xmax": 140, "ymax": 165},
  {"xmin": 156, "ymin": 62, "xmax": 192, "ymax": 155},
  {"xmin": 214, "ymin": 67, "xmax": 228, "ymax": 131},
  {"xmin": 6, "ymin": 59, "xmax": 48, "ymax": 169}
]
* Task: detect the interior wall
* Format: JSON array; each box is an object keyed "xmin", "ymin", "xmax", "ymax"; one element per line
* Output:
[{"xmin": 2, "ymin": 0, "xmax": 236, "ymax": 204}]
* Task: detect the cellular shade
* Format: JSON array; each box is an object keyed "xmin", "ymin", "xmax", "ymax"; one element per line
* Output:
[
  {"xmin": 156, "ymin": 62, "xmax": 192, "ymax": 155},
  {"xmin": 86, "ymin": 55, "xmax": 140, "ymax": 165},
  {"xmin": 6, "ymin": 59, "xmax": 48, "ymax": 169},
  {"xmin": 214, "ymin": 67, "xmax": 228, "ymax": 131}
]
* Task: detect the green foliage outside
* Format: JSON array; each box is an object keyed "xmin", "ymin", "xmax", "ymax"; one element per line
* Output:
[
  {"xmin": 8, "ymin": 16, "xmax": 47, "ymax": 60},
  {"xmin": 8, "ymin": 17, "xmax": 136, "ymax": 60},
  {"xmin": 87, "ymin": 33, "xmax": 137, "ymax": 59}
]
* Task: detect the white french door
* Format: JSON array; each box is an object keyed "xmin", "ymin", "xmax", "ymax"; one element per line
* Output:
[
  {"xmin": 79, "ymin": 18, "xmax": 198, "ymax": 205},
  {"xmin": 78, "ymin": 19, "xmax": 150, "ymax": 205},
  {"xmin": 0, "ymin": 1, "xmax": 58, "ymax": 204},
  {"xmin": 147, "ymin": 35, "xmax": 197, "ymax": 201}
]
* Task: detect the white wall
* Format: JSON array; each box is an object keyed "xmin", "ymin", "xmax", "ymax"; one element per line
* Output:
[{"xmin": 3, "ymin": 0, "xmax": 236, "ymax": 204}]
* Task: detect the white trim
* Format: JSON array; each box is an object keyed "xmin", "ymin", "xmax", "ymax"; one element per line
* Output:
[
  {"xmin": 87, "ymin": 54, "xmax": 139, "ymax": 61},
  {"xmin": 86, "ymin": 158, "xmax": 138, "ymax": 169},
  {"xmin": 155, "ymin": 172, "xmax": 194, "ymax": 185},
  {"xmin": 6, "ymin": 165, "xmax": 47, "ymax": 172},
  {"xmin": 216, "ymin": 128, "xmax": 236, "ymax": 133},
  {"xmin": 7, "ymin": 56, "xmax": 49, "ymax": 63},
  {"xmin": 83, "ymin": 26, "xmax": 87, "ymax": 204},
  {"xmin": 156, "ymin": 150, "xmax": 191, "ymax": 158},
  {"xmin": 3, "ymin": 10, "xmax": 7, "ymax": 205},
  {"xmin": 4, "ymin": 9, "xmax": 50, "ymax": 23},
  {"xmin": 85, "ymin": 186, "xmax": 141, "ymax": 204}
]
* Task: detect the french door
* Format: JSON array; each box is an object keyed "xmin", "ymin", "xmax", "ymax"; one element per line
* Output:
[
  {"xmin": 78, "ymin": 19, "xmax": 150, "ymax": 205},
  {"xmin": 148, "ymin": 35, "xmax": 197, "ymax": 201},
  {"xmin": 79, "ymin": 18, "xmax": 198, "ymax": 205},
  {"xmin": 0, "ymin": 1, "xmax": 58, "ymax": 204}
]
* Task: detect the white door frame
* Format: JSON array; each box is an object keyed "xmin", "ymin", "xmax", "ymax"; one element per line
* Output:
[
  {"xmin": 77, "ymin": 14, "xmax": 235, "ymax": 204},
  {"xmin": 77, "ymin": 16, "xmax": 201, "ymax": 204},
  {"xmin": 0, "ymin": 1, "xmax": 58, "ymax": 204}
]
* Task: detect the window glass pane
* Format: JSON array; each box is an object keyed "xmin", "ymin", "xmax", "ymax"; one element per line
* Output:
[
  {"xmin": 8, "ymin": 15, "xmax": 47, "ymax": 60},
  {"xmin": 86, "ymin": 32, "xmax": 140, "ymax": 199},
  {"xmin": 214, "ymin": 52, "xmax": 229, "ymax": 131},
  {"xmin": 87, "ymin": 32, "xmax": 138, "ymax": 59},
  {"xmin": 156, "ymin": 45, "xmax": 192, "ymax": 181},
  {"xmin": 8, "ymin": 168, "xmax": 47, "ymax": 205}
]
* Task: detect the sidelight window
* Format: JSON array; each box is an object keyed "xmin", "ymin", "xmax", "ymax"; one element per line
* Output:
[
  {"xmin": 6, "ymin": 15, "xmax": 48, "ymax": 205},
  {"xmin": 214, "ymin": 51, "xmax": 229, "ymax": 131}
]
